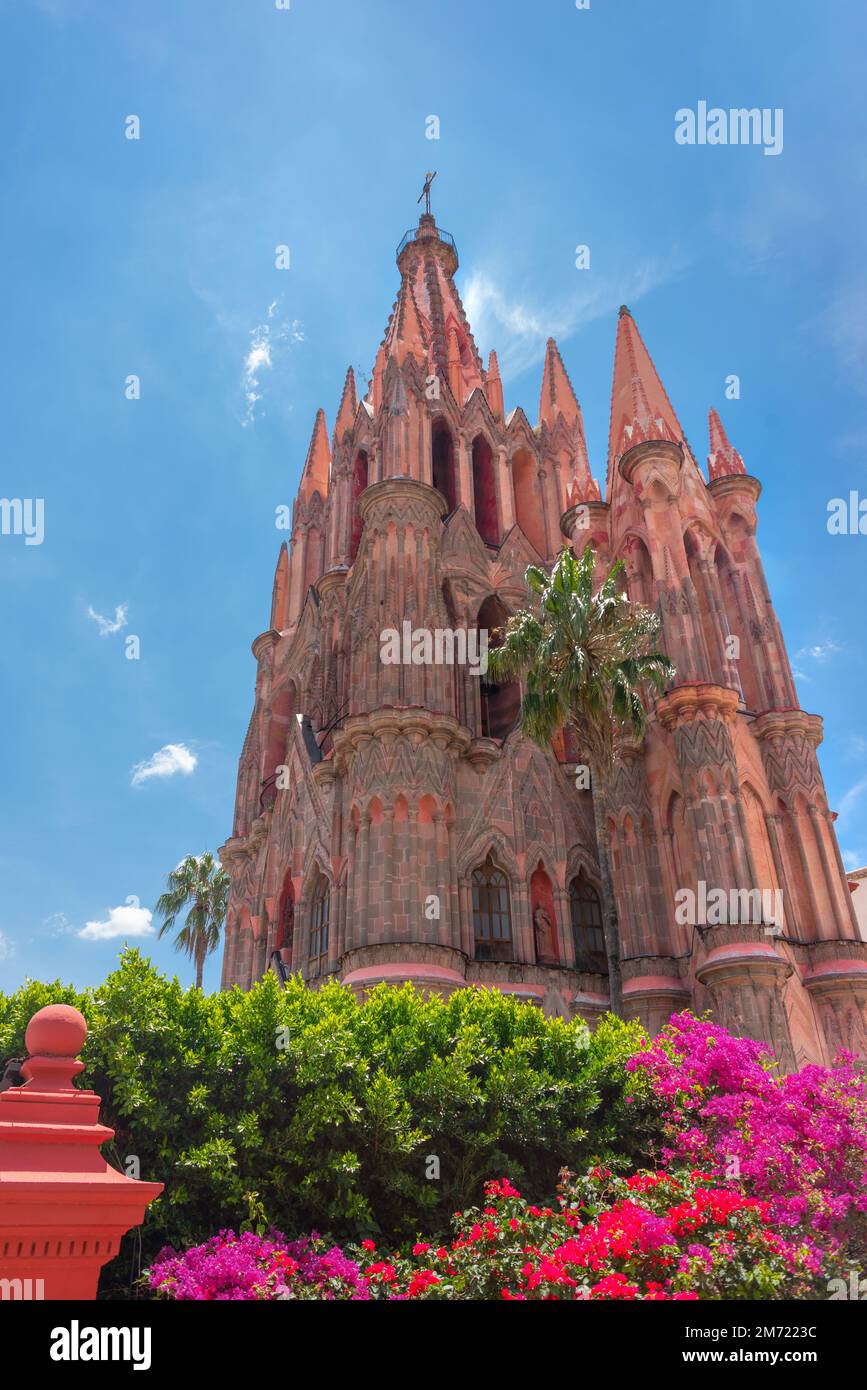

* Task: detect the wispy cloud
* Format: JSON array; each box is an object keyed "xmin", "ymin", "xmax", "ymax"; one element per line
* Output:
[
  {"xmin": 793, "ymin": 638, "xmax": 843, "ymax": 680},
  {"xmin": 130, "ymin": 742, "xmax": 197, "ymax": 787},
  {"xmin": 826, "ymin": 273, "xmax": 867, "ymax": 387},
  {"xmin": 79, "ymin": 903, "xmax": 154, "ymax": 942},
  {"xmin": 87, "ymin": 603, "xmax": 128, "ymax": 637},
  {"xmin": 0, "ymin": 930, "xmax": 14, "ymax": 962},
  {"xmin": 838, "ymin": 774, "xmax": 867, "ymax": 821},
  {"xmin": 242, "ymin": 303, "xmax": 304, "ymax": 426},
  {"xmin": 795, "ymin": 640, "xmax": 842, "ymax": 663},
  {"xmin": 43, "ymin": 912, "xmax": 75, "ymax": 937},
  {"xmin": 842, "ymin": 848, "xmax": 866, "ymax": 872},
  {"xmin": 462, "ymin": 255, "xmax": 686, "ymax": 381}
]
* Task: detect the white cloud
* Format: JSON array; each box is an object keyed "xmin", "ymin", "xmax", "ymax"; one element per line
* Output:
[
  {"xmin": 242, "ymin": 307, "xmax": 305, "ymax": 425},
  {"xmin": 0, "ymin": 930, "xmax": 14, "ymax": 962},
  {"xmin": 842, "ymin": 849, "xmax": 866, "ymax": 872},
  {"xmin": 79, "ymin": 904, "xmax": 154, "ymax": 942},
  {"xmin": 462, "ymin": 255, "xmax": 685, "ymax": 381},
  {"xmin": 130, "ymin": 742, "xmax": 197, "ymax": 787},
  {"xmin": 795, "ymin": 640, "xmax": 842, "ymax": 663},
  {"xmin": 87, "ymin": 603, "xmax": 128, "ymax": 637}
]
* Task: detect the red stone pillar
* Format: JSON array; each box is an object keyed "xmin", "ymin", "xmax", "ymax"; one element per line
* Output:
[{"xmin": 0, "ymin": 1005, "xmax": 162, "ymax": 1300}]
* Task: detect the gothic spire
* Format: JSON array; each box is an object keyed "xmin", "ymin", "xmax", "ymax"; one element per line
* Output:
[
  {"xmin": 298, "ymin": 408, "xmax": 331, "ymax": 502},
  {"xmin": 707, "ymin": 407, "xmax": 746, "ymax": 480},
  {"xmin": 333, "ymin": 367, "xmax": 358, "ymax": 444},
  {"xmin": 538, "ymin": 337, "xmax": 593, "ymax": 499},
  {"xmin": 380, "ymin": 209, "xmax": 484, "ymax": 404},
  {"xmin": 607, "ymin": 305, "xmax": 685, "ymax": 490},
  {"xmin": 269, "ymin": 541, "xmax": 290, "ymax": 631},
  {"xmin": 485, "ymin": 349, "xmax": 504, "ymax": 419},
  {"xmin": 390, "ymin": 275, "xmax": 429, "ymax": 366},
  {"xmin": 539, "ymin": 337, "xmax": 581, "ymax": 428}
]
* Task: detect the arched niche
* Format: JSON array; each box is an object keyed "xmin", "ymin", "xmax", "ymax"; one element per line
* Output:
[
  {"xmin": 477, "ymin": 595, "xmax": 521, "ymax": 739},
  {"xmin": 275, "ymin": 873, "xmax": 295, "ymax": 964},
  {"xmin": 530, "ymin": 860, "xmax": 560, "ymax": 964}
]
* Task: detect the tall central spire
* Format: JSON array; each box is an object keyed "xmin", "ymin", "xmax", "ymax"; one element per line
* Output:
[{"xmin": 378, "ymin": 200, "xmax": 485, "ymax": 407}]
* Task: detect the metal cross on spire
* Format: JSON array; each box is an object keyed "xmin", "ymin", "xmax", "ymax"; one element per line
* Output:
[{"xmin": 417, "ymin": 170, "xmax": 437, "ymax": 216}]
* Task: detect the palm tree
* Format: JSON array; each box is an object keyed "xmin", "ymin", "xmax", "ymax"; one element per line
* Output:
[
  {"xmin": 155, "ymin": 852, "xmax": 229, "ymax": 990},
  {"xmin": 486, "ymin": 545, "xmax": 675, "ymax": 1017}
]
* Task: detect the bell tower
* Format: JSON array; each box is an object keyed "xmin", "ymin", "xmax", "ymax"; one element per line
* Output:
[{"xmin": 218, "ymin": 197, "xmax": 867, "ymax": 1068}]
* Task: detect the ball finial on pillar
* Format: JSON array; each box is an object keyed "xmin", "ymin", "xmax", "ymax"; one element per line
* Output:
[{"xmin": 22, "ymin": 1003, "xmax": 88, "ymax": 1090}]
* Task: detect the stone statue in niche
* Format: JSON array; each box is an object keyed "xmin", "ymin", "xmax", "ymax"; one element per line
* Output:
[
  {"xmin": 279, "ymin": 897, "xmax": 295, "ymax": 962},
  {"xmin": 533, "ymin": 904, "xmax": 556, "ymax": 965}
]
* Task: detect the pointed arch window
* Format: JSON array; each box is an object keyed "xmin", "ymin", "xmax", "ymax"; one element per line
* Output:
[
  {"xmin": 308, "ymin": 873, "xmax": 330, "ymax": 971},
  {"xmin": 471, "ymin": 853, "xmax": 513, "ymax": 961},
  {"xmin": 472, "ymin": 434, "xmax": 499, "ymax": 546},
  {"xmin": 431, "ymin": 420, "xmax": 456, "ymax": 513},
  {"xmin": 569, "ymin": 875, "xmax": 607, "ymax": 973},
  {"xmin": 350, "ymin": 451, "xmax": 368, "ymax": 563}
]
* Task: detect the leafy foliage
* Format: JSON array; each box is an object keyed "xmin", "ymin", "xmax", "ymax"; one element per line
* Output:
[
  {"xmin": 487, "ymin": 545, "xmax": 674, "ymax": 774},
  {"xmin": 487, "ymin": 544, "xmax": 675, "ymax": 1016},
  {"xmin": 0, "ymin": 951, "xmax": 658, "ymax": 1292}
]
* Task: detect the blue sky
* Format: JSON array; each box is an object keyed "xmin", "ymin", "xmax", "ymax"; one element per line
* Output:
[{"xmin": 1, "ymin": 0, "xmax": 866, "ymax": 993}]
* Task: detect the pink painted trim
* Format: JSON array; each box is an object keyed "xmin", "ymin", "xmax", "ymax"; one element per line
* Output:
[
  {"xmin": 623, "ymin": 977, "xmax": 690, "ymax": 996},
  {"xmin": 342, "ymin": 964, "xmax": 466, "ymax": 986},
  {"xmin": 802, "ymin": 959, "xmax": 867, "ymax": 984},
  {"xmin": 701, "ymin": 943, "xmax": 784, "ymax": 968}
]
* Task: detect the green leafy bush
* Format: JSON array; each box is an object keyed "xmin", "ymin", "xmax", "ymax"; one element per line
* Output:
[{"xmin": 0, "ymin": 950, "xmax": 661, "ymax": 1290}]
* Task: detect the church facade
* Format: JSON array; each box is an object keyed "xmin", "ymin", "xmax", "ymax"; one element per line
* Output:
[{"xmin": 218, "ymin": 210, "xmax": 867, "ymax": 1068}]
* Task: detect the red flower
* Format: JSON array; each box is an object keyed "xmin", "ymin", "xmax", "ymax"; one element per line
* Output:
[{"xmin": 407, "ymin": 1270, "xmax": 441, "ymax": 1298}]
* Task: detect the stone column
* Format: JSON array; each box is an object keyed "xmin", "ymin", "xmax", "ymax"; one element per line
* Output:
[
  {"xmin": 810, "ymin": 806, "xmax": 849, "ymax": 939},
  {"xmin": 556, "ymin": 884, "xmax": 576, "ymax": 967},
  {"xmin": 536, "ymin": 468, "xmax": 551, "ymax": 557},
  {"xmin": 765, "ymin": 812, "xmax": 800, "ymax": 936},
  {"xmin": 460, "ymin": 878, "xmax": 474, "ymax": 959},
  {"xmin": 383, "ymin": 805, "xmax": 395, "ymax": 939},
  {"xmin": 498, "ymin": 447, "xmax": 515, "ymax": 531},
  {"xmin": 355, "ymin": 811, "xmax": 371, "ymax": 947},
  {"xmin": 434, "ymin": 809, "xmax": 450, "ymax": 947},
  {"xmin": 792, "ymin": 809, "xmax": 823, "ymax": 935},
  {"xmin": 220, "ymin": 918, "xmax": 236, "ymax": 989},
  {"xmin": 515, "ymin": 879, "xmax": 534, "ymax": 963}
]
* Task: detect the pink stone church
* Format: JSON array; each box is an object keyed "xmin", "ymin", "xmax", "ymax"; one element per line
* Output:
[{"xmin": 219, "ymin": 209, "xmax": 867, "ymax": 1068}]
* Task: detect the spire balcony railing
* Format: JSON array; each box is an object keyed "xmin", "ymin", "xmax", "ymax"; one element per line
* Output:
[{"xmin": 396, "ymin": 226, "xmax": 457, "ymax": 259}]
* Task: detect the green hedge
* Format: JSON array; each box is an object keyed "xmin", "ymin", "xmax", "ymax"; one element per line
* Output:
[{"xmin": 0, "ymin": 950, "xmax": 663, "ymax": 1290}]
